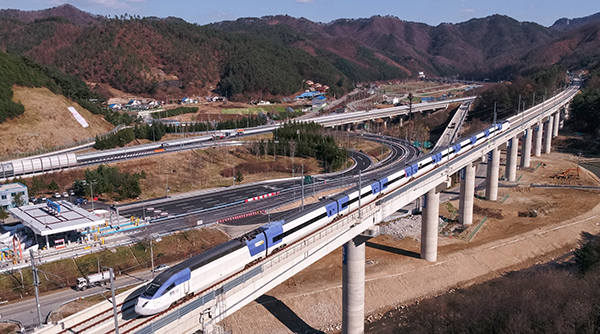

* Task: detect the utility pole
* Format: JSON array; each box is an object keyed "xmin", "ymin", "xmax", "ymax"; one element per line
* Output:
[
  {"xmin": 102, "ymin": 267, "xmax": 119, "ymax": 334},
  {"xmin": 30, "ymin": 250, "xmax": 43, "ymax": 329},
  {"xmin": 493, "ymin": 102, "xmax": 497, "ymax": 125},
  {"xmin": 518, "ymin": 94, "xmax": 521, "ymax": 113},
  {"xmin": 358, "ymin": 170, "xmax": 362, "ymax": 218},
  {"xmin": 90, "ymin": 182, "xmax": 95, "ymax": 211},
  {"xmin": 301, "ymin": 164, "xmax": 304, "ymax": 210}
]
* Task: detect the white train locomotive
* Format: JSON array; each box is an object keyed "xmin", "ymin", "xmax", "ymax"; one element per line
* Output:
[{"xmin": 135, "ymin": 120, "xmax": 510, "ymax": 316}]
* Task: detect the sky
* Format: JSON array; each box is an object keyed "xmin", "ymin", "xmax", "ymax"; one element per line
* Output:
[{"xmin": 2, "ymin": 0, "xmax": 599, "ymax": 27}]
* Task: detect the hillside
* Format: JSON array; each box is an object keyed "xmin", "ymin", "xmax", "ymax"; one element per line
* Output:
[
  {"xmin": 1, "ymin": 6, "xmax": 600, "ymax": 99},
  {"xmin": 551, "ymin": 12, "xmax": 600, "ymax": 32},
  {"xmin": 0, "ymin": 86, "xmax": 113, "ymax": 157},
  {"xmin": 0, "ymin": 4, "xmax": 100, "ymax": 26}
]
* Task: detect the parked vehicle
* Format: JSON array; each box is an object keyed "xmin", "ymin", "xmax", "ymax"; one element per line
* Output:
[
  {"xmin": 74, "ymin": 197, "xmax": 88, "ymax": 205},
  {"xmin": 53, "ymin": 192, "xmax": 61, "ymax": 198},
  {"xmin": 75, "ymin": 270, "xmax": 111, "ymax": 291},
  {"xmin": 62, "ymin": 192, "xmax": 69, "ymax": 198}
]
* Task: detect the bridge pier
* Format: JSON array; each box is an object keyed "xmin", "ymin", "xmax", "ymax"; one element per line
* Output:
[
  {"xmin": 485, "ymin": 147, "xmax": 500, "ymax": 201},
  {"xmin": 505, "ymin": 136, "xmax": 518, "ymax": 182},
  {"xmin": 544, "ymin": 116, "xmax": 553, "ymax": 154},
  {"xmin": 459, "ymin": 162, "xmax": 476, "ymax": 226},
  {"xmin": 342, "ymin": 236, "xmax": 367, "ymax": 334},
  {"xmin": 421, "ymin": 188, "xmax": 440, "ymax": 262},
  {"xmin": 520, "ymin": 128, "xmax": 532, "ymax": 168},
  {"xmin": 534, "ymin": 123, "xmax": 542, "ymax": 157},
  {"xmin": 553, "ymin": 111, "xmax": 560, "ymax": 137}
]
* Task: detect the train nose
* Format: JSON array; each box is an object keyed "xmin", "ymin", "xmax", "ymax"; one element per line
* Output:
[{"xmin": 134, "ymin": 298, "xmax": 153, "ymax": 316}]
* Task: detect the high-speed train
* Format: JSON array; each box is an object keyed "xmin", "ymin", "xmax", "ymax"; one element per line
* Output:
[{"xmin": 134, "ymin": 120, "xmax": 510, "ymax": 316}]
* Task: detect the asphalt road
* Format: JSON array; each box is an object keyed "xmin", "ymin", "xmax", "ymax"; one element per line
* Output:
[
  {"xmin": 0, "ymin": 134, "xmax": 416, "ymax": 328},
  {"xmin": 117, "ymin": 149, "xmax": 373, "ymax": 220},
  {"xmin": 0, "ymin": 268, "xmax": 151, "ymax": 331}
]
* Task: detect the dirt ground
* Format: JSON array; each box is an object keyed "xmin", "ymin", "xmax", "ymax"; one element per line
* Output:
[
  {"xmin": 0, "ymin": 86, "xmax": 113, "ymax": 157},
  {"xmin": 0, "ymin": 323, "xmax": 18, "ymax": 334},
  {"xmin": 221, "ymin": 147, "xmax": 600, "ymax": 334}
]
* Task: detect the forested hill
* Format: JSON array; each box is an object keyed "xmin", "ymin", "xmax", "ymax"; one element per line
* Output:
[
  {"xmin": 2, "ymin": 5, "xmax": 600, "ymax": 100},
  {"xmin": 0, "ymin": 11, "xmax": 353, "ymax": 100},
  {"xmin": 0, "ymin": 50, "xmax": 122, "ymax": 125}
]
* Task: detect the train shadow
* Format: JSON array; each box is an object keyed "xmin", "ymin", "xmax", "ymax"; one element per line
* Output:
[
  {"xmin": 256, "ymin": 295, "xmax": 325, "ymax": 334},
  {"xmin": 366, "ymin": 242, "xmax": 421, "ymax": 259},
  {"xmin": 121, "ymin": 285, "xmax": 147, "ymax": 320}
]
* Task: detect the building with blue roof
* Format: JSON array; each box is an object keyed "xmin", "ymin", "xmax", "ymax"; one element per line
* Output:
[
  {"xmin": 294, "ymin": 91, "xmax": 324, "ymax": 100},
  {"xmin": 312, "ymin": 96, "xmax": 327, "ymax": 109}
]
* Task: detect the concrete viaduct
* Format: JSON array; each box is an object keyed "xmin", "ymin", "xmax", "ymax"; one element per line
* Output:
[{"xmin": 36, "ymin": 87, "xmax": 578, "ymax": 334}]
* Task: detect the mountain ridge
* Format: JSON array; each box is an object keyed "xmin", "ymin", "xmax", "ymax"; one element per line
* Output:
[{"xmin": 1, "ymin": 5, "xmax": 599, "ymax": 99}]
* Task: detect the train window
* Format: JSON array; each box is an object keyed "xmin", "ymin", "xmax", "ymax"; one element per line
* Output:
[
  {"xmin": 162, "ymin": 283, "xmax": 176, "ymax": 295},
  {"xmin": 143, "ymin": 283, "xmax": 161, "ymax": 297},
  {"xmin": 272, "ymin": 212, "xmax": 328, "ymax": 242},
  {"xmin": 385, "ymin": 174, "xmax": 404, "ymax": 188},
  {"xmin": 360, "ymin": 190, "xmax": 373, "ymax": 200}
]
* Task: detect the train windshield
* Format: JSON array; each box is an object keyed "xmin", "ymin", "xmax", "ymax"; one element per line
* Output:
[{"xmin": 143, "ymin": 283, "xmax": 161, "ymax": 297}]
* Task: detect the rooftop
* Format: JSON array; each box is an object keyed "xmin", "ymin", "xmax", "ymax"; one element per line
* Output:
[
  {"xmin": 9, "ymin": 200, "xmax": 104, "ymax": 236},
  {"xmin": 0, "ymin": 183, "xmax": 26, "ymax": 192}
]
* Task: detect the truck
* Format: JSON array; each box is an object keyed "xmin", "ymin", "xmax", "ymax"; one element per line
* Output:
[{"xmin": 75, "ymin": 270, "xmax": 111, "ymax": 291}]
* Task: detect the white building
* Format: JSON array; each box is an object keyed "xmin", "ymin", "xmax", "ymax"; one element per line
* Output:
[{"xmin": 0, "ymin": 183, "xmax": 28, "ymax": 210}]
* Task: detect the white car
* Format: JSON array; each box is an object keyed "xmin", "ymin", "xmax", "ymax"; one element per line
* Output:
[
  {"xmin": 152, "ymin": 264, "xmax": 170, "ymax": 272},
  {"xmin": 53, "ymin": 193, "xmax": 61, "ymax": 198}
]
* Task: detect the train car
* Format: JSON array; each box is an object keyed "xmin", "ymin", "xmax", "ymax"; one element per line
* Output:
[
  {"xmin": 263, "ymin": 200, "xmax": 338, "ymax": 256},
  {"xmin": 135, "ymin": 238, "xmax": 257, "ymax": 315}
]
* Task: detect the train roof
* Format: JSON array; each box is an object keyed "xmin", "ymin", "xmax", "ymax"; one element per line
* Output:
[{"xmin": 151, "ymin": 239, "xmax": 245, "ymax": 286}]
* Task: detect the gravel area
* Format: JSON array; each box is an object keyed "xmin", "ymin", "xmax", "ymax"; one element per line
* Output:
[{"xmin": 380, "ymin": 215, "xmax": 446, "ymax": 240}]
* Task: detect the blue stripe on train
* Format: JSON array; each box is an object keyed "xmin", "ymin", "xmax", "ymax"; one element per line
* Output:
[
  {"xmin": 246, "ymin": 234, "xmax": 267, "ymax": 256},
  {"xmin": 336, "ymin": 196, "xmax": 349, "ymax": 213},
  {"xmin": 371, "ymin": 182, "xmax": 381, "ymax": 195},
  {"xmin": 261, "ymin": 220, "xmax": 284, "ymax": 247},
  {"xmin": 326, "ymin": 202, "xmax": 338, "ymax": 217}
]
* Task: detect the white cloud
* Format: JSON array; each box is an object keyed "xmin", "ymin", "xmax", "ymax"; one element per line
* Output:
[
  {"xmin": 460, "ymin": 8, "xmax": 475, "ymax": 13},
  {"xmin": 296, "ymin": 0, "xmax": 314, "ymax": 3}
]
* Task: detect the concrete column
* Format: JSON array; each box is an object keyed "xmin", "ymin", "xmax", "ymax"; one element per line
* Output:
[
  {"xmin": 534, "ymin": 123, "xmax": 542, "ymax": 157},
  {"xmin": 553, "ymin": 111, "xmax": 560, "ymax": 137},
  {"xmin": 544, "ymin": 116, "xmax": 553, "ymax": 154},
  {"xmin": 342, "ymin": 236, "xmax": 366, "ymax": 334},
  {"xmin": 505, "ymin": 136, "xmax": 518, "ymax": 182},
  {"xmin": 564, "ymin": 104, "xmax": 570, "ymax": 121},
  {"xmin": 458, "ymin": 162, "xmax": 476, "ymax": 226},
  {"xmin": 421, "ymin": 188, "xmax": 439, "ymax": 262},
  {"xmin": 520, "ymin": 128, "xmax": 532, "ymax": 168},
  {"xmin": 485, "ymin": 147, "xmax": 500, "ymax": 201}
]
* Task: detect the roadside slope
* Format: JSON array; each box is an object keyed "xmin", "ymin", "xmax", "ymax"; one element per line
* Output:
[{"xmin": 0, "ymin": 86, "xmax": 113, "ymax": 156}]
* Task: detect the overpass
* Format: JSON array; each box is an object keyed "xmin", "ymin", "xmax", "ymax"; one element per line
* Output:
[
  {"xmin": 433, "ymin": 100, "xmax": 472, "ymax": 151},
  {"xmin": 34, "ymin": 82, "xmax": 579, "ymax": 334}
]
